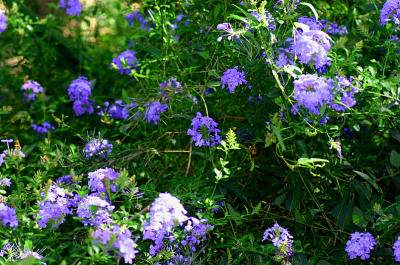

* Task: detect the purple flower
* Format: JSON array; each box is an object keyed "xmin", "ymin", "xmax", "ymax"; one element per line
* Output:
[
  {"xmin": 293, "ymin": 74, "xmax": 334, "ymax": 115},
  {"xmin": 216, "ymin": 23, "xmax": 235, "ymax": 42},
  {"xmin": 143, "ymin": 193, "xmax": 188, "ymax": 256},
  {"xmin": 72, "ymin": 99, "xmax": 94, "ymax": 116},
  {"xmin": 330, "ymin": 76, "xmax": 358, "ymax": 112},
  {"xmin": 262, "ymin": 223, "xmax": 294, "ymax": 258},
  {"xmin": 67, "ymin": 76, "xmax": 92, "ymax": 101},
  {"xmin": 345, "ymin": 232, "xmax": 377, "ymax": 260},
  {"xmin": 94, "ymin": 225, "xmax": 138, "ymax": 264},
  {"xmin": 0, "ymin": 177, "xmax": 11, "ymax": 187},
  {"xmin": 0, "ymin": 9, "xmax": 6, "ymax": 33},
  {"xmin": 292, "ymin": 30, "xmax": 332, "ymax": 70},
  {"xmin": 97, "ymin": 100, "xmax": 136, "ymax": 120},
  {"xmin": 380, "ymin": 0, "xmax": 400, "ymax": 26},
  {"xmin": 76, "ymin": 194, "xmax": 114, "ymax": 226},
  {"xmin": 221, "ymin": 66, "xmax": 248, "ymax": 93},
  {"xmin": 0, "ymin": 203, "xmax": 18, "ymax": 228},
  {"xmin": 19, "ymin": 250, "xmax": 46, "ymax": 264},
  {"xmin": 111, "ymin": 50, "xmax": 138, "ymax": 74},
  {"xmin": 144, "ymin": 101, "xmax": 167, "ymax": 125},
  {"xmin": 158, "ymin": 77, "xmax": 183, "ymax": 102},
  {"xmin": 32, "ymin": 122, "xmax": 55, "ymax": 137},
  {"xmin": 125, "ymin": 10, "xmax": 154, "ymax": 30},
  {"xmin": 88, "ymin": 167, "xmax": 120, "ymax": 193},
  {"xmin": 59, "ymin": 0, "xmax": 82, "ymax": 17},
  {"xmin": 21, "ymin": 80, "xmax": 44, "ymax": 101},
  {"xmin": 83, "ymin": 138, "xmax": 113, "ymax": 159},
  {"xmin": 393, "ymin": 236, "xmax": 400, "ymax": 262},
  {"xmin": 187, "ymin": 112, "xmax": 221, "ymax": 147}
]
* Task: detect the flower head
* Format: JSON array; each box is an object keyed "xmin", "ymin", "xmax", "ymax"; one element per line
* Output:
[
  {"xmin": 144, "ymin": 101, "xmax": 167, "ymax": 125},
  {"xmin": 111, "ymin": 50, "xmax": 138, "ymax": 74},
  {"xmin": 0, "ymin": 203, "xmax": 18, "ymax": 228},
  {"xmin": 0, "ymin": 9, "xmax": 6, "ymax": 33},
  {"xmin": 262, "ymin": 223, "xmax": 294, "ymax": 258},
  {"xmin": 345, "ymin": 232, "xmax": 377, "ymax": 260},
  {"xmin": 187, "ymin": 112, "xmax": 221, "ymax": 147},
  {"xmin": 59, "ymin": 0, "xmax": 82, "ymax": 16},
  {"xmin": 393, "ymin": 236, "xmax": 400, "ymax": 262},
  {"xmin": 21, "ymin": 80, "xmax": 44, "ymax": 101},
  {"xmin": 380, "ymin": 0, "xmax": 400, "ymax": 26},
  {"xmin": 83, "ymin": 138, "xmax": 113, "ymax": 159},
  {"xmin": 32, "ymin": 122, "xmax": 55, "ymax": 137},
  {"xmin": 221, "ymin": 66, "xmax": 248, "ymax": 93},
  {"xmin": 88, "ymin": 167, "xmax": 120, "ymax": 193}
]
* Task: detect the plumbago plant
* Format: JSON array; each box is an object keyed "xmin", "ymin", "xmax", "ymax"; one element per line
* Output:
[{"xmin": 1, "ymin": 0, "xmax": 400, "ymax": 264}]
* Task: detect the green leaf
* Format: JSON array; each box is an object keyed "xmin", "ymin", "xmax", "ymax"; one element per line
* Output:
[
  {"xmin": 353, "ymin": 170, "xmax": 382, "ymax": 194},
  {"xmin": 352, "ymin": 206, "xmax": 368, "ymax": 227},
  {"xmin": 390, "ymin": 150, "xmax": 400, "ymax": 168},
  {"xmin": 226, "ymin": 203, "xmax": 242, "ymax": 225},
  {"xmin": 270, "ymin": 125, "xmax": 286, "ymax": 151}
]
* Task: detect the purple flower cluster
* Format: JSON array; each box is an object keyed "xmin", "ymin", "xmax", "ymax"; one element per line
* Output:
[
  {"xmin": 380, "ymin": 0, "xmax": 400, "ymax": 26},
  {"xmin": 76, "ymin": 194, "xmax": 114, "ymax": 226},
  {"xmin": 159, "ymin": 77, "xmax": 183, "ymax": 102},
  {"xmin": 125, "ymin": 10, "xmax": 155, "ymax": 30},
  {"xmin": 97, "ymin": 100, "xmax": 136, "ymax": 120},
  {"xmin": 298, "ymin": 16, "xmax": 348, "ymax": 35},
  {"xmin": 67, "ymin": 76, "xmax": 94, "ymax": 116},
  {"xmin": 59, "ymin": 0, "xmax": 82, "ymax": 17},
  {"xmin": 88, "ymin": 167, "xmax": 120, "ymax": 194},
  {"xmin": 216, "ymin": 23, "xmax": 236, "ymax": 42},
  {"xmin": 21, "ymin": 80, "xmax": 44, "ymax": 102},
  {"xmin": 143, "ymin": 193, "xmax": 189, "ymax": 255},
  {"xmin": 262, "ymin": 222, "xmax": 294, "ymax": 258},
  {"xmin": 0, "ymin": 203, "xmax": 18, "ymax": 228},
  {"xmin": 293, "ymin": 74, "xmax": 334, "ymax": 115},
  {"xmin": 83, "ymin": 138, "xmax": 113, "ymax": 159},
  {"xmin": 0, "ymin": 9, "xmax": 6, "ymax": 33},
  {"xmin": 274, "ymin": 0, "xmax": 300, "ymax": 13},
  {"xmin": 143, "ymin": 193, "xmax": 213, "ymax": 261},
  {"xmin": 0, "ymin": 177, "xmax": 11, "ymax": 187},
  {"xmin": 93, "ymin": 225, "xmax": 138, "ymax": 264},
  {"xmin": 345, "ymin": 232, "xmax": 377, "ymax": 260},
  {"xmin": 329, "ymin": 138, "xmax": 342, "ymax": 158},
  {"xmin": 292, "ymin": 29, "xmax": 332, "ymax": 70},
  {"xmin": 248, "ymin": 11, "xmax": 276, "ymax": 30},
  {"xmin": 110, "ymin": 50, "xmax": 138, "ymax": 75},
  {"xmin": 187, "ymin": 112, "xmax": 221, "ymax": 147},
  {"xmin": 32, "ymin": 122, "xmax": 55, "ymax": 137},
  {"xmin": 0, "ymin": 139, "xmax": 25, "ymax": 167},
  {"xmin": 144, "ymin": 101, "xmax": 168, "ymax": 125},
  {"xmin": 331, "ymin": 76, "xmax": 358, "ymax": 111},
  {"xmin": 393, "ymin": 236, "xmax": 400, "ymax": 262},
  {"xmin": 36, "ymin": 182, "xmax": 79, "ymax": 228},
  {"xmin": 0, "ymin": 243, "xmax": 45, "ymax": 264},
  {"xmin": 221, "ymin": 66, "xmax": 248, "ymax": 93}
]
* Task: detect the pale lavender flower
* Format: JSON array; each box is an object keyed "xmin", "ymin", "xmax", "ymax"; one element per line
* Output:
[
  {"xmin": 67, "ymin": 76, "xmax": 92, "ymax": 102},
  {"xmin": 88, "ymin": 167, "xmax": 120, "ymax": 193},
  {"xmin": 221, "ymin": 66, "xmax": 247, "ymax": 93},
  {"xmin": 0, "ymin": 177, "xmax": 11, "ymax": 187},
  {"xmin": 76, "ymin": 194, "xmax": 114, "ymax": 226},
  {"xmin": 59, "ymin": 0, "xmax": 82, "ymax": 17},
  {"xmin": 0, "ymin": 10, "xmax": 6, "ymax": 33},
  {"xmin": 262, "ymin": 222, "xmax": 294, "ymax": 258},
  {"xmin": 187, "ymin": 112, "xmax": 221, "ymax": 147},
  {"xmin": 21, "ymin": 80, "xmax": 44, "ymax": 101},
  {"xmin": 216, "ymin": 23, "xmax": 235, "ymax": 42},
  {"xmin": 0, "ymin": 203, "xmax": 18, "ymax": 228},
  {"xmin": 380, "ymin": 0, "xmax": 400, "ymax": 26},
  {"xmin": 345, "ymin": 232, "xmax": 377, "ymax": 260},
  {"xmin": 393, "ymin": 236, "xmax": 400, "ymax": 262},
  {"xmin": 83, "ymin": 138, "xmax": 113, "ymax": 159}
]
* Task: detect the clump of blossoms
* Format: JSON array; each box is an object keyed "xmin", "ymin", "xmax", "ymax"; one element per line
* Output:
[
  {"xmin": 93, "ymin": 224, "xmax": 138, "ymax": 264},
  {"xmin": 83, "ymin": 138, "xmax": 113, "ymax": 159},
  {"xmin": 36, "ymin": 181, "xmax": 79, "ymax": 228},
  {"xmin": 216, "ymin": 23, "xmax": 238, "ymax": 42},
  {"xmin": 144, "ymin": 101, "xmax": 168, "ymax": 125},
  {"xmin": 67, "ymin": 76, "xmax": 94, "ymax": 116},
  {"xmin": 32, "ymin": 122, "xmax": 55, "ymax": 137},
  {"xmin": 292, "ymin": 74, "xmax": 334, "ymax": 115},
  {"xmin": 298, "ymin": 16, "xmax": 348, "ymax": 35},
  {"xmin": 380, "ymin": 0, "xmax": 400, "ymax": 26},
  {"xmin": 76, "ymin": 194, "xmax": 115, "ymax": 227},
  {"xmin": 111, "ymin": 50, "xmax": 138, "ymax": 74},
  {"xmin": 0, "ymin": 177, "xmax": 11, "ymax": 187},
  {"xmin": 21, "ymin": 80, "xmax": 44, "ymax": 102},
  {"xmin": 0, "ymin": 9, "xmax": 6, "ymax": 33},
  {"xmin": 292, "ymin": 28, "xmax": 333, "ymax": 71},
  {"xmin": 88, "ymin": 167, "xmax": 120, "ymax": 194},
  {"xmin": 331, "ymin": 76, "xmax": 359, "ymax": 112},
  {"xmin": 125, "ymin": 10, "xmax": 155, "ymax": 30},
  {"xmin": 59, "ymin": 0, "xmax": 82, "ymax": 16},
  {"xmin": 262, "ymin": 223, "xmax": 294, "ymax": 261},
  {"xmin": 159, "ymin": 77, "xmax": 183, "ymax": 102},
  {"xmin": 393, "ymin": 236, "xmax": 400, "ymax": 262},
  {"xmin": 0, "ymin": 203, "xmax": 18, "ymax": 228},
  {"xmin": 187, "ymin": 112, "xmax": 221, "ymax": 147},
  {"xmin": 345, "ymin": 232, "xmax": 378, "ymax": 260},
  {"xmin": 221, "ymin": 66, "xmax": 248, "ymax": 93},
  {"xmin": 97, "ymin": 100, "xmax": 136, "ymax": 120},
  {"xmin": 143, "ymin": 193, "xmax": 189, "ymax": 256},
  {"xmin": 0, "ymin": 243, "xmax": 45, "ymax": 264},
  {"xmin": 0, "ymin": 139, "xmax": 25, "ymax": 167}
]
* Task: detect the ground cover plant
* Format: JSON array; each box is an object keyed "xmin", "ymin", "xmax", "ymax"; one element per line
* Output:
[{"xmin": 0, "ymin": 0, "xmax": 400, "ymax": 264}]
